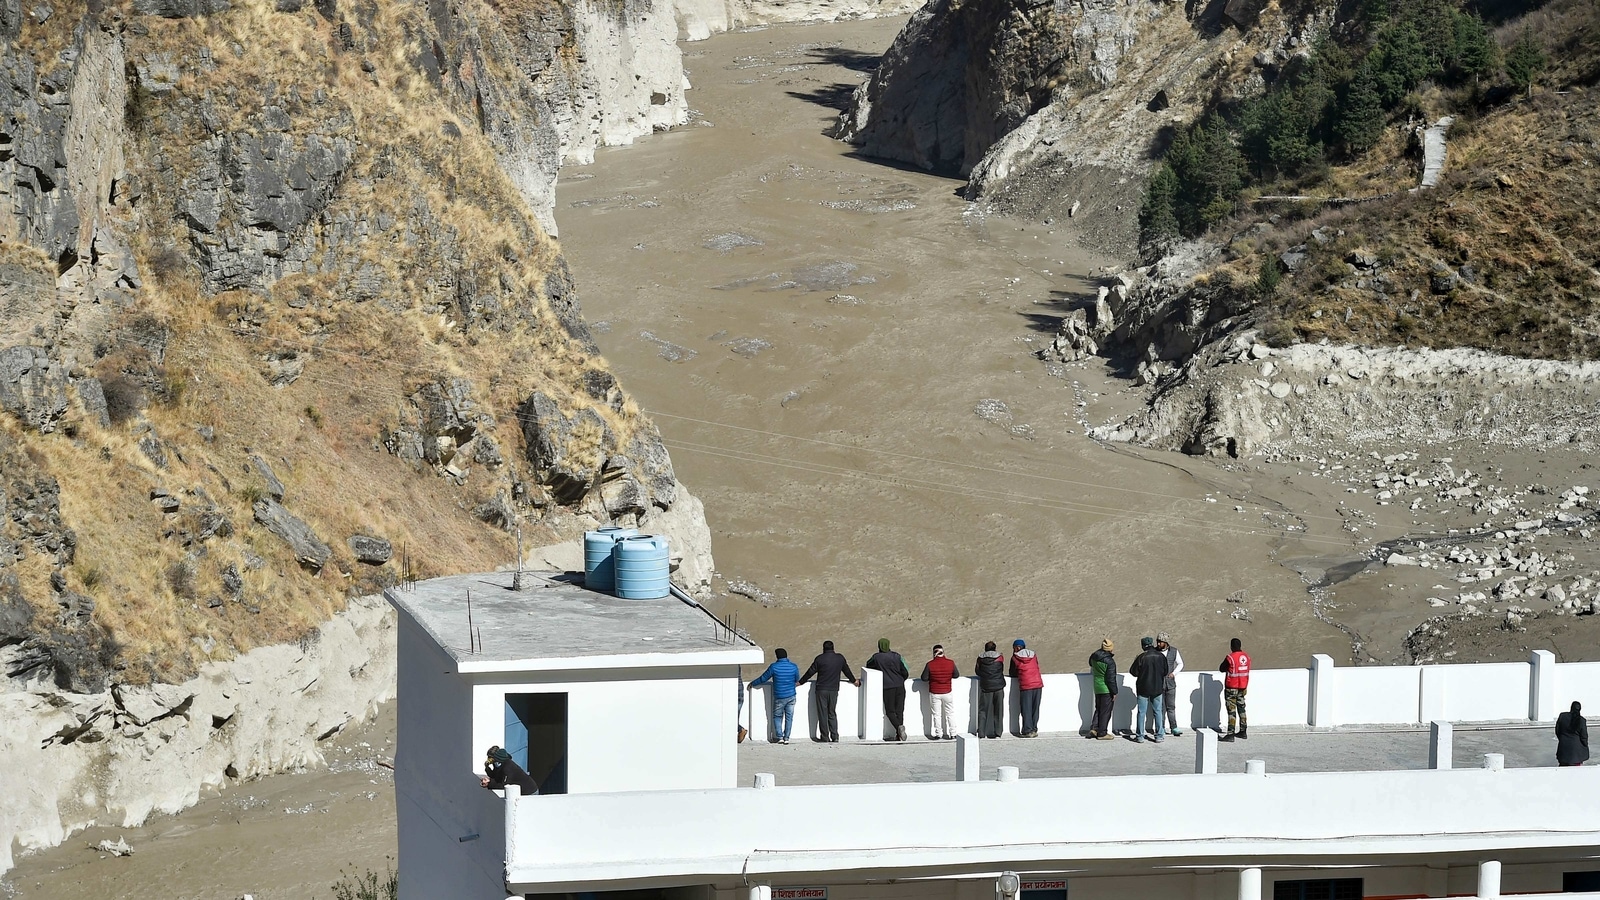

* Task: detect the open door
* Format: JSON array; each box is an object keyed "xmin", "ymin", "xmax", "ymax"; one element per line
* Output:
[{"xmin": 504, "ymin": 693, "xmax": 568, "ymax": 795}]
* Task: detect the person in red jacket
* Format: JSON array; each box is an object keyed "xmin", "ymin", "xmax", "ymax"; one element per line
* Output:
[
  {"xmin": 1219, "ymin": 637, "xmax": 1251, "ymax": 741},
  {"xmin": 1009, "ymin": 639, "xmax": 1044, "ymax": 737},
  {"xmin": 920, "ymin": 645, "xmax": 960, "ymax": 740}
]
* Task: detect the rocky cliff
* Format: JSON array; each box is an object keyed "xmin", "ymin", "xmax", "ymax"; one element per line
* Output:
[
  {"xmin": 1, "ymin": 0, "xmax": 711, "ymax": 867},
  {"xmin": 837, "ymin": 0, "xmax": 1335, "ymax": 257},
  {"xmin": 674, "ymin": 0, "xmax": 923, "ymax": 42}
]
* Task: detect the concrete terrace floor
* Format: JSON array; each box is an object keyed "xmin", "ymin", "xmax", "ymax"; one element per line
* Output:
[{"xmin": 737, "ymin": 725, "xmax": 1563, "ymax": 785}]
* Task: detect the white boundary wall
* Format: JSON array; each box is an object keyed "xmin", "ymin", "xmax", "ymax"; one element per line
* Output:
[{"xmin": 748, "ymin": 651, "xmax": 1591, "ymax": 740}]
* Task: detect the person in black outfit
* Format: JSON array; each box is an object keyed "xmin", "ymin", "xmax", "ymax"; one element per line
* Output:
[
  {"xmin": 1557, "ymin": 700, "xmax": 1590, "ymax": 767},
  {"xmin": 975, "ymin": 641, "xmax": 1006, "ymax": 738},
  {"xmin": 799, "ymin": 640, "xmax": 858, "ymax": 742},
  {"xmin": 864, "ymin": 637, "xmax": 911, "ymax": 741},
  {"xmin": 480, "ymin": 745, "xmax": 539, "ymax": 795}
]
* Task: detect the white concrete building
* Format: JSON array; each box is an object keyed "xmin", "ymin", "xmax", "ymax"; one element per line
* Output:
[{"xmin": 390, "ymin": 574, "xmax": 1600, "ymax": 900}]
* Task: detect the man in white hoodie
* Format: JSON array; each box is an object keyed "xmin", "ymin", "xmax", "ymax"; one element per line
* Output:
[{"xmin": 1156, "ymin": 632, "xmax": 1184, "ymax": 737}]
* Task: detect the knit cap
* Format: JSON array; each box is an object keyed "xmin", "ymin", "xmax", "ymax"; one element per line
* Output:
[
  {"xmin": 488, "ymin": 746, "xmax": 512, "ymax": 763},
  {"xmin": 1157, "ymin": 632, "xmax": 1170, "ymax": 643},
  {"xmin": 1101, "ymin": 638, "xmax": 1114, "ymax": 652},
  {"xmin": 1140, "ymin": 636, "xmax": 1155, "ymax": 649},
  {"xmin": 878, "ymin": 638, "xmax": 891, "ymax": 653},
  {"xmin": 1013, "ymin": 639, "xmax": 1026, "ymax": 649}
]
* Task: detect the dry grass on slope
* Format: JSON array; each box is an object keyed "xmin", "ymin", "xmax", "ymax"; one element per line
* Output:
[{"xmin": 4, "ymin": 0, "xmax": 650, "ymax": 684}]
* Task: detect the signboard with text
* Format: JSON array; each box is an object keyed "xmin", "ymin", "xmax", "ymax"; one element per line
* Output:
[
  {"xmin": 773, "ymin": 888, "xmax": 828, "ymax": 900},
  {"xmin": 1021, "ymin": 880, "xmax": 1068, "ymax": 900}
]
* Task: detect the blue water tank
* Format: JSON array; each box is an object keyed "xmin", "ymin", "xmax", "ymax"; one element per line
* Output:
[
  {"xmin": 614, "ymin": 535, "xmax": 671, "ymax": 600},
  {"xmin": 583, "ymin": 527, "xmax": 637, "ymax": 592}
]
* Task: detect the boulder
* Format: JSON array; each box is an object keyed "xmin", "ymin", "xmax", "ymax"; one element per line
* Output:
[
  {"xmin": 251, "ymin": 498, "xmax": 330, "ymax": 571},
  {"xmin": 517, "ymin": 391, "xmax": 614, "ymax": 504},
  {"xmin": 248, "ymin": 454, "xmax": 286, "ymax": 501},
  {"xmin": 347, "ymin": 534, "xmax": 392, "ymax": 565}
]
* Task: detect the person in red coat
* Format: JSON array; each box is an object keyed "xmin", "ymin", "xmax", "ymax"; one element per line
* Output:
[
  {"xmin": 920, "ymin": 645, "xmax": 960, "ymax": 740},
  {"xmin": 1010, "ymin": 640, "xmax": 1044, "ymax": 737}
]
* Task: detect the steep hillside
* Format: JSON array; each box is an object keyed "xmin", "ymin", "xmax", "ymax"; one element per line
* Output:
[{"xmin": 0, "ymin": 0, "xmax": 703, "ymax": 694}]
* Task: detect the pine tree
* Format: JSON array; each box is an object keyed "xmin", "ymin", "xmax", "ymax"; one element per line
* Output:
[
  {"xmin": 1335, "ymin": 63, "xmax": 1387, "ymax": 155},
  {"xmin": 1452, "ymin": 13, "xmax": 1498, "ymax": 84},
  {"xmin": 1139, "ymin": 165, "xmax": 1181, "ymax": 248},
  {"xmin": 1505, "ymin": 26, "xmax": 1547, "ymax": 98}
]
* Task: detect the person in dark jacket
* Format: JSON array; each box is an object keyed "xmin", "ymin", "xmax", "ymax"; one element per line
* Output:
[
  {"xmin": 480, "ymin": 746, "xmax": 539, "ymax": 795},
  {"xmin": 975, "ymin": 641, "xmax": 1006, "ymax": 739},
  {"xmin": 1557, "ymin": 700, "xmax": 1590, "ymax": 767},
  {"xmin": 865, "ymin": 637, "xmax": 911, "ymax": 741},
  {"xmin": 1088, "ymin": 639, "xmax": 1118, "ymax": 740},
  {"xmin": 1128, "ymin": 636, "xmax": 1169, "ymax": 743},
  {"xmin": 799, "ymin": 640, "xmax": 858, "ymax": 742},
  {"xmin": 1009, "ymin": 640, "xmax": 1044, "ymax": 737}
]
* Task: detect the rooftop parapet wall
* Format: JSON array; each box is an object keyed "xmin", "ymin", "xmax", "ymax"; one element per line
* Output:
[
  {"xmin": 746, "ymin": 651, "xmax": 1598, "ymax": 741},
  {"xmin": 504, "ymin": 763, "xmax": 1600, "ymax": 891}
]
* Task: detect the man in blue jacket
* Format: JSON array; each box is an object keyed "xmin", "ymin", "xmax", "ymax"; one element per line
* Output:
[{"xmin": 750, "ymin": 648, "xmax": 800, "ymax": 744}]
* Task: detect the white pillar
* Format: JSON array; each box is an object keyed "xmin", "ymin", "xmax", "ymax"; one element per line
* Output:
[
  {"xmin": 1482, "ymin": 753, "xmax": 1504, "ymax": 771},
  {"xmin": 861, "ymin": 667, "xmax": 884, "ymax": 741},
  {"xmin": 1429, "ymin": 720, "xmax": 1453, "ymax": 770},
  {"xmin": 1238, "ymin": 867, "xmax": 1262, "ymax": 900},
  {"xmin": 1309, "ymin": 654, "xmax": 1335, "ymax": 726},
  {"xmin": 749, "ymin": 684, "xmax": 769, "ymax": 743},
  {"xmin": 750, "ymin": 884, "xmax": 772, "ymax": 900},
  {"xmin": 1245, "ymin": 759, "xmax": 1266, "ymax": 775},
  {"xmin": 504, "ymin": 783, "xmax": 521, "ymax": 862},
  {"xmin": 956, "ymin": 733, "xmax": 980, "ymax": 782},
  {"xmin": 753, "ymin": 772, "xmax": 776, "ymax": 789},
  {"xmin": 1195, "ymin": 728, "xmax": 1219, "ymax": 774},
  {"xmin": 1530, "ymin": 649, "xmax": 1556, "ymax": 721},
  {"xmin": 1420, "ymin": 665, "xmax": 1448, "ymax": 722},
  {"xmin": 1199, "ymin": 673, "xmax": 1219, "ymax": 730},
  {"xmin": 1477, "ymin": 860, "xmax": 1501, "ymax": 899},
  {"xmin": 997, "ymin": 765, "xmax": 1020, "ymax": 782}
]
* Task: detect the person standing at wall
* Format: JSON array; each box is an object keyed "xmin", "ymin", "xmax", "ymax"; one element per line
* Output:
[
  {"xmin": 1009, "ymin": 639, "xmax": 1044, "ymax": 737},
  {"xmin": 1129, "ymin": 637, "xmax": 1169, "ymax": 743},
  {"xmin": 1219, "ymin": 637, "xmax": 1251, "ymax": 742},
  {"xmin": 975, "ymin": 641, "xmax": 1006, "ymax": 739},
  {"xmin": 1557, "ymin": 701, "xmax": 1589, "ymax": 767},
  {"xmin": 1156, "ymin": 632, "xmax": 1184, "ymax": 737},
  {"xmin": 921, "ymin": 645, "xmax": 960, "ymax": 740},
  {"xmin": 480, "ymin": 746, "xmax": 539, "ymax": 795},
  {"xmin": 865, "ymin": 638, "xmax": 911, "ymax": 741},
  {"xmin": 1088, "ymin": 639, "xmax": 1118, "ymax": 740},
  {"xmin": 750, "ymin": 648, "xmax": 800, "ymax": 744},
  {"xmin": 799, "ymin": 640, "xmax": 858, "ymax": 743}
]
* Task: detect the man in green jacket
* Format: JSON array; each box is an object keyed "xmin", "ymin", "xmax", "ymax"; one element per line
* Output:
[{"xmin": 1088, "ymin": 639, "xmax": 1118, "ymax": 740}]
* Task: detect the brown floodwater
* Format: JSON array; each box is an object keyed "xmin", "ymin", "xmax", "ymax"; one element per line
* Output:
[
  {"xmin": 557, "ymin": 18, "xmax": 1347, "ymax": 670},
  {"xmin": 3, "ymin": 17, "xmax": 1356, "ymax": 899}
]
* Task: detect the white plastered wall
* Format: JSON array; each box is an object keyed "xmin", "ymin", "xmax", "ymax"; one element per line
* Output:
[{"xmin": 470, "ymin": 665, "xmax": 742, "ymax": 793}]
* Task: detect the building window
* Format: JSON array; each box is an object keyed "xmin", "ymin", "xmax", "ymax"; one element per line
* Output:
[
  {"xmin": 505, "ymin": 693, "xmax": 568, "ymax": 795},
  {"xmin": 1272, "ymin": 878, "xmax": 1362, "ymax": 900}
]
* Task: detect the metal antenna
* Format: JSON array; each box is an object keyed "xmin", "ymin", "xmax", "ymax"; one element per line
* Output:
[{"xmin": 466, "ymin": 587, "xmax": 476, "ymax": 653}]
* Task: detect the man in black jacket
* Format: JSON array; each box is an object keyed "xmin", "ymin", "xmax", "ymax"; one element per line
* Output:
[
  {"xmin": 975, "ymin": 641, "xmax": 1006, "ymax": 738},
  {"xmin": 799, "ymin": 640, "xmax": 858, "ymax": 742},
  {"xmin": 1128, "ymin": 637, "xmax": 1169, "ymax": 744},
  {"xmin": 864, "ymin": 638, "xmax": 911, "ymax": 741},
  {"xmin": 480, "ymin": 746, "xmax": 539, "ymax": 795}
]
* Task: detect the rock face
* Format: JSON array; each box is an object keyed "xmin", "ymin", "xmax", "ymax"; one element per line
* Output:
[
  {"xmin": 673, "ymin": 0, "xmax": 923, "ymax": 41},
  {"xmin": 839, "ymin": 0, "xmax": 1337, "ymax": 255},
  {"xmin": 0, "ymin": 593, "xmax": 396, "ymax": 873},
  {"xmin": 1094, "ymin": 335, "xmax": 1600, "ymax": 459}
]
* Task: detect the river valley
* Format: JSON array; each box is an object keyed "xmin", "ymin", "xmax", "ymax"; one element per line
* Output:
[{"xmin": 9, "ymin": 12, "xmax": 1600, "ymax": 899}]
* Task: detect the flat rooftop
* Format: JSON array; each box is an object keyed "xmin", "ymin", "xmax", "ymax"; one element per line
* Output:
[
  {"xmin": 386, "ymin": 571, "xmax": 763, "ymax": 672},
  {"xmin": 739, "ymin": 723, "xmax": 1560, "ymax": 785}
]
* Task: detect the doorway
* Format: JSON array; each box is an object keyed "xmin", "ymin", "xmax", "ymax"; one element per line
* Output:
[{"xmin": 504, "ymin": 693, "xmax": 568, "ymax": 795}]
